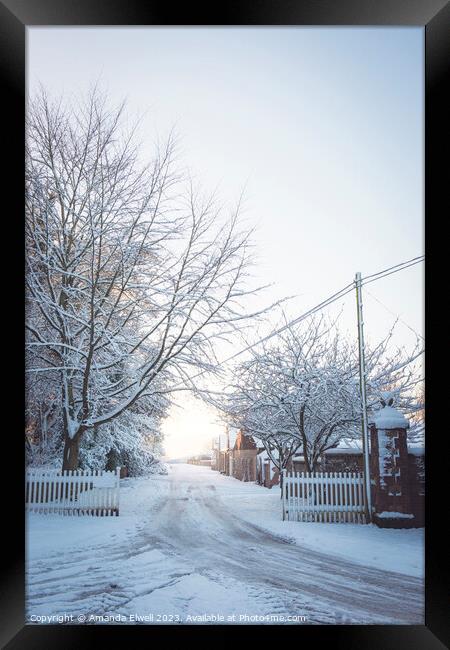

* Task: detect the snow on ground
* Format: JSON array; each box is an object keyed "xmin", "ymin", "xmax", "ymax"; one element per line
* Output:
[
  {"xmin": 27, "ymin": 474, "xmax": 165, "ymax": 563},
  {"xmin": 26, "ymin": 464, "xmax": 424, "ymax": 625},
  {"xmin": 214, "ymin": 474, "xmax": 424, "ymax": 578}
]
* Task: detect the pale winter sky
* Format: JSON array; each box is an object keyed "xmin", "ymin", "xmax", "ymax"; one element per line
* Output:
[{"xmin": 27, "ymin": 27, "xmax": 424, "ymax": 458}]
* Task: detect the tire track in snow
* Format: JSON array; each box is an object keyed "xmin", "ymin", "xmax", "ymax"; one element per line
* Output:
[{"xmin": 26, "ymin": 465, "xmax": 424, "ymax": 624}]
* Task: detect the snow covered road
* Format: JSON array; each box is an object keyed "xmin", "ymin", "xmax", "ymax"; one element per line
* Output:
[{"xmin": 26, "ymin": 464, "xmax": 424, "ymax": 625}]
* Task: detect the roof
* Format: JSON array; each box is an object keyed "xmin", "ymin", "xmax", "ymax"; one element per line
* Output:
[
  {"xmin": 258, "ymin": 448, "xmax": 278, "ymax": 461},
  {"xmin": 234, "ymin": 430, "xmax": 257, "ymax": 450},
  {"xmin": 323, "ymin": 448, "xmax": 362, "ymax": 456}
]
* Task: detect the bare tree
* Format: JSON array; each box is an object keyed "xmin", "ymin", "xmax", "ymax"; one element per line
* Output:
[
  {"xmin": 223, "ymin": 315, "xmax": 423, "ymax": 473},
  {"xmin": 26, "ymin": 88, "xmax": 266, "ymax": 470}
]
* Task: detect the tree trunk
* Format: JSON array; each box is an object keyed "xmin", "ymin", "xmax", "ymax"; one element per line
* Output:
[
  {"xmin": 279, "ymin": 465, "xmax": 284, "ymax": 498},
  {"xmin": 62, "ymin": 436, "xmax": 80, "ymax": 471}
]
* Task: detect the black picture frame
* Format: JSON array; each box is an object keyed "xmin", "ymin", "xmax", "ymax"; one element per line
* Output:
[{"xmin": 1, "ymin": 1, "xmax": 448, "ymax": 647}]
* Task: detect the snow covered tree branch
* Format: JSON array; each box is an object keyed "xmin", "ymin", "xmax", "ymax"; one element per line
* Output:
[
  {"xmin": 26, "ymin": 87, "xmax": 267, "ymax": 470},
  {"xmin": 220, "ymin": 315, "xmax": 424, "ymax": 473}
]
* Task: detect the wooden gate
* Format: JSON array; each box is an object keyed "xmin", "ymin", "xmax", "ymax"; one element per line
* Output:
[
  {"xmin": 282, "ymin": 471, "xmax": 367, "ymax": 523},
  {"xmin": 26, "ymin": 468, "xmax": 120, "ymax": 516}
]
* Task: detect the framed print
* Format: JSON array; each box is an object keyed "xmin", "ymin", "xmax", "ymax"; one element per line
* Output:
[{"xmin": 1, "ymin": 0, "xmax": 448, "ymax": 647}]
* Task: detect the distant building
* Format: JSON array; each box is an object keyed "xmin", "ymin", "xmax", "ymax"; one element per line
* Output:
[
  {"xmin": 211, "ymin": 427, "xmax": 258, "ymax": 482},
  {"xmin": 210, "ymin": 423, "xmax": 424, "ymax": 527},
  {"xmin": 321, "ymin": 447, "xmax": 364, "ymax": 473},
  {"xmin": 231, "ymin": 430, "xmax": 257, "ymax": 481},
  {"xmin": 256, "ymin": 449, "xmax": 280, "ymax": 488}
]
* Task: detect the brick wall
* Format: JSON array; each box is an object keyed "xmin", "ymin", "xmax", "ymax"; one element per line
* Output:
[{"xmin": 232, "ymin": 449, "xmax": 257, "ymax": 481}]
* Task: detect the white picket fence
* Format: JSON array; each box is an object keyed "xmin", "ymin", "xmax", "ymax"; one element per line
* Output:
[
  {"xmin": 26, "ymin": 468, "xmax": 120, "ymax": 516},
  {"xmin": 282, "ymin": 471, "xmax": 367, "ymax": 524}
]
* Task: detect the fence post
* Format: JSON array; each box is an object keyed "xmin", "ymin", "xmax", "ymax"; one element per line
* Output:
[
  {"xmin": 26, "ymin": 467, "xmax": 121, "ymax": 517},
  {"xmin": 116, "ymin": 466, "xmax": 121, "ymax": 515},
  {"xmin": 281, "ymin": 470, "xmax": 369, "ymax": 524}
]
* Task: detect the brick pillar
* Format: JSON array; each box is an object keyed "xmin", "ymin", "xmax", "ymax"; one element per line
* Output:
[{"xmin": 369, "ymin": 394, "xmax": 415, "ymax": 528}]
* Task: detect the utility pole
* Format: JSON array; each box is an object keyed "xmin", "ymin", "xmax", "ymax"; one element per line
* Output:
[{"xmin": 355, "ymin": 272, "xmax": 372, "ymax": 523}]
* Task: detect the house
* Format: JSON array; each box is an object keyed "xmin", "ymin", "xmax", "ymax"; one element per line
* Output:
[
  {"xmin": 291, "ymin": 454, "xmax": 309, "ymax": 473},
  {"xmin": 217, "ymin": 427, "xmax": 238, "ymax": 476},
  {"xmin": 321, "ymin": 447, "xmax": 364, "ymax": 473},
  {"xmin": 231, "ymin": 430, "xmax": 258, "ymax": 481},
  {"xmin": 211, "ymin": 426, "xmax": 424, "ymax": 526},
  {"xmin": 256, "ymin": 449, "xmax": 280, "ymax": 488},
  {"xmin": 212, "ymin": 427, "xmax": 259, "ymax": 482},
  {"xmin": 256, "ymin": 452, "xmax": 313, "ymax": 487},
  {"xmin": 211, "ymin": 437, "xmax": 220, "ymax": 470},
  {"xmin": 209, "ymin": 432, "xmax": 228, "ymax": 473}
]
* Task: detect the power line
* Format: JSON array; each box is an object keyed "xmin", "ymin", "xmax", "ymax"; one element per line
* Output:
[
  {"xmin": 169, "ymin": 281, "xmax": 355, "ymax": 391},
  {"xmin": 219, "ymin": 282, "xmax": 355, "ymax": 366},
  {"xmin": 361, "ymin": 255, "xmax": 424, "ymax": 287},
  {"xmin": 362, "ymin": 260, "xmax": 423, "ymax": 286},
  {"xmin": 364, "ymin": 287, "xmax": 424, "ymax": 341},
  {"xmin": 361, "ymin": 255, "xmax": 424, "ymax": 281},
  {"xmin": 170, "ymin": 255, "xmax": 424, "ymax": 389},
  {"xmin": 216, "ymin": 255, "xmax": 424, "ymax": 369}
]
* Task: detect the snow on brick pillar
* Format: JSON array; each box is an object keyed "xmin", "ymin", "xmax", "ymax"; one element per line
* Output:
[{"xmin": 369, "ymin": 393, "xmax": 415, "ymax": 529}]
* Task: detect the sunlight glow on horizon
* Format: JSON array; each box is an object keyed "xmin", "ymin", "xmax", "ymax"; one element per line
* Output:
[{"xmin": 161, "ymin": 396, "xmax": 224, "ymax": 459}]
